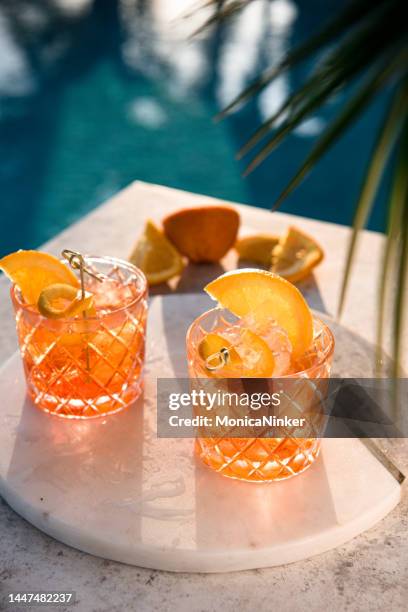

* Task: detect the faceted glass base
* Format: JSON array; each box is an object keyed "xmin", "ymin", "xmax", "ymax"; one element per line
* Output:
[{"xmin": 196, "ymin": 437, "xmax": 321, "ymax": 482}]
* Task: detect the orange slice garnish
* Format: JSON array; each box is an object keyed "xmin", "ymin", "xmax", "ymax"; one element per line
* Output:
[
  {"xmin": 163, "ymin": 206, "xmax": 240, "ymax": 263},
  {"xmin": 205, "ymin": 269, "xmax": 313, "ymax": 359},
  {"xmin": 271, "ymin": 226, "xmax": 324, "ymax": 283},
  {"xmin": 37, "ymin": 283, "xmax": 94, "ymax": 319},
  {"xmin": 0, "ymin": 250, "xmax": 79, "ymax": 304},
  {"xmin": 235, "ymin": 234, "xmax": 279, "ymax": 265},
  {"xmin": 129, "ymin": 220, "xmax": 184, "ymax": 286}
]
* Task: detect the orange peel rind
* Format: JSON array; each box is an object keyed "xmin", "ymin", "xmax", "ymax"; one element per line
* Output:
[
  {"xmin": 37, "ymin": 283, "xmax": 94, "ymax": 319},
  {"xmin": 163, "ymin": 205, "xmax": 240, "ymax": 263}
]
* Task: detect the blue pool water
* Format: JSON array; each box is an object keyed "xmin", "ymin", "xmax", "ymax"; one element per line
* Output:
[{"xmin": 0, "ymin": 0, "xmax": 389, "ymax": 257}]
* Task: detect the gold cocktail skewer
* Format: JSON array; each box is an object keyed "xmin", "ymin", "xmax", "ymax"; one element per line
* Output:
[
  {"xmin": 62, "ymin": 250, "xmax": 103, "ymax": 371},
  {"xmin": 205, "ymin": 347, "xmax": 230, "ymax": 371}
]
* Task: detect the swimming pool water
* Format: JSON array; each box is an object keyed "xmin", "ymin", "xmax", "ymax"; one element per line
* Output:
[{"xmin": 0, "ymin": 0, "xmax": 389, "ymax": 257}]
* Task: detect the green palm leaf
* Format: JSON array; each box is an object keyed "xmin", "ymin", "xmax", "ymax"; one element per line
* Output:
[
  {"xmin": 391, "ymin": 122, "xmax": 408, "ymax": 379},
  {"xmin": 248, "ymin": 50, "xmax": 406, "ymax": 190},
  {"xmin": 238, "ymin": 10, "xmax": 405, "ymax": 159},
  {"xmin": 189, "ymin": 0, "xmax": 253, "ymax": 38},
  {"xmin": 376, "ymin": 113, "xmax": 408, "ymax": 373},
  {"xmin": 337, "ymin": 79, "xmax": 407, "ymax": 320},
  {"xmin": 213, "ymin": 0, "xmax": 397, "ymax": 118}
]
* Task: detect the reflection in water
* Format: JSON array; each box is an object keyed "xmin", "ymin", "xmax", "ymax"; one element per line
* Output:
[
  {"xmin": 0, "ymin": 11, "xmax": 34, "ymax": 96},
  {"xmin": 127, "ymin": 96, "xmax": 168, "ymax": 129},
  {"xmin": 216, "ymin": 0, "xmax": 267, "ymax": 109},
  {"xmin": 295, "ymin": 116, "xmax": 325, "ymax": 137},
  {"xmin": 53, "ymin": 0, "xmax": 93, "ymax": 14},
  {"xmin": 121, "ymin": 0, "xmax": 210, "ymax": 96},
  {"xmin": 258, "ymin": 0, "xmax": 297, "ymax": 122},
  {"xmin": 0, "ymin": 0, "xmax": 387, "ymax": 257}
]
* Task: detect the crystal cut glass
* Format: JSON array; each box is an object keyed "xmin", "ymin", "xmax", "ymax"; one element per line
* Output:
[
  {"xmin": 12, "ymin": 256, "xmax": 148, "ymax": 418},
  {"xmin": 186, "ymin": 307, "xmax": 335, "ymax": 482}
]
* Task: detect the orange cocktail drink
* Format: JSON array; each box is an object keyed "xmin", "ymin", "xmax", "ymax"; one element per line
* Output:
[
  {"xmin": 186, "ymin": 269, "xmax": 334, "ymax": 482},
  {"xmin": 2, "ymin": 251, "xmax": 147, "ymax": 418}
]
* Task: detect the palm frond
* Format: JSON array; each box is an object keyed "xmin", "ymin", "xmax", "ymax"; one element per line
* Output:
[
  {"xmin": 336, "ymin": 79, "xmax": 407, "ymax": 322},
  {"xmin": 189, "ymin": 0, "xmax": 253, "ymax": 38},
  {"xmin": 246, "ymin": 49, "xmax": 406, "ymax": 186},
  {"xmin": 214, "ymin": 0, "xmax": 397, "ymax": 118},
  {"xmin": 238, "ymin": 6, "xmax": 406, "ymax": 159},
  {"xmin": 391, "ymin": 122, "xmax": 408, "ymax": 378},
  {"xmin": 376, "ymin": 113, "xmax": 408, "ymax": 373}
]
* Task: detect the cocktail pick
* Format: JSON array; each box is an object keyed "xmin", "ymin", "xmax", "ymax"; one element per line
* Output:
[
  {"xmin": 205, "ymin": 347, "xmax": 230, "ymax": 371},
  {"xmin": 61, "ymin": 249, "xmax": 105, "ymax": 290},
  {"xmin": 61, "ymin": 249, "xmax": 103, "ymax": 371}
]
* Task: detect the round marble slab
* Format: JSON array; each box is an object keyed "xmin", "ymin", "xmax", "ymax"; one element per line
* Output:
[{"xmin": 0, "ymin": 295, "xmax": 402, "ymax": 572}]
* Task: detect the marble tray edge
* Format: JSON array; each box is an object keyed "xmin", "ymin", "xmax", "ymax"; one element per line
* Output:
[{"xmin": 0, "ymin": 463, "xmax": 401, "ymax": 574}]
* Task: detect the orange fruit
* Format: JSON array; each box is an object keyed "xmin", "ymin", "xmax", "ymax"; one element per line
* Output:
[
  {"xmin": 0, "ymin": 250, "xmax": 79, "ymax": 305},
  {"xmin": 235, "ymin": 234, "xmax": 279, "ymax": 265},
  {"xmin": 37, "ymin": 283, "xmax": 95, "ymax": 319},
  {"xmin": 205, "ymin": 269, "xmax": 313, "ymax": 359},
  {"xmin": 198, "ymin": 330, "xmax": 275, "ymax": 377},
  {"xmin": 163, "ymin": 206, "xmax": 240, "ymax": 263},
  {"xmin": 129, "ymin": 220, "xmax": 184, "ymax": 285},
  {"xmin": 271, "ymin": 226, "xmax": 324, "ymax": 283}
]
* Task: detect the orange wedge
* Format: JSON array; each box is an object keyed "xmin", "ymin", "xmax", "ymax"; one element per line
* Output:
[
  {"xmin": 205, "ymin": 269, "xmax": 313, "ymax": 359},
  {"xmin": 198, "ymin": 329, "xmax": 275, "ymax": 377},
  {"xmin": 271, "ymin": 226, "xmax": 324, "ymax": 283},
  {"xmin": 129, "ymin": 220, "xmax": 184, "ymax": 286},
  {"xmin": 0, "ymin": 250, "xmax": 79, "ymax": 305},
  {"xmin": 235, "ymin": 234, "xmax": 279, "ymax": 265},
  {"xmin": 37, "ymin": 283, "xmax": 95, "ymax": 319},
  {"xmin": 163, "ymin": 205, "xmax": 240, "ymax": 263}
]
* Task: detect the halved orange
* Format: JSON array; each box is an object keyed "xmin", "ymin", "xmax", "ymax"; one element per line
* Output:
[
  {"xmin": 205, "ymin": 269, "xmax": 313, "ymax": 359},
  {"xmin": 235, "ymin": 234, "xmax": 279, "ymax": 265},
  {"xmin": 129, "ymin": 220, "xmax": 184, "ymax": 286},
  {"xmin": 0, "ymin": 250, "xmax": 79, "ymax": 305},
  {"xmin": 271, "ymin": 226, "xmax": 324, "ymax": 283},
  {"xmin": 198, "ymin": 329, "xmax": 275, "ymax": 377},
  {"xmin": 163, "ymin": 205, "xmax": 240, "ymax": 263}
]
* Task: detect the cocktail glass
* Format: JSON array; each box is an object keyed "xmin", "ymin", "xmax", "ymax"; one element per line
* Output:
[
  {"xmin": 11, "ymin": 256, "xmax": 148, "ymax": 418},
  {"xmin": 186, "ymin": 307, "xmax": 335, "ymax": 482}
]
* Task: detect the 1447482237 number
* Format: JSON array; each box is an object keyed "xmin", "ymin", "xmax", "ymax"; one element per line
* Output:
[{"xmin": 7, "ymin": 592, "xmax": 75, "ymax": 606}]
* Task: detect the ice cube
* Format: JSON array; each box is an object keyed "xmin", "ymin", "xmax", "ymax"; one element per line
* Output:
[{"xmin": 241, "ymin": 313, "xmax": 292, "ymax": 376}]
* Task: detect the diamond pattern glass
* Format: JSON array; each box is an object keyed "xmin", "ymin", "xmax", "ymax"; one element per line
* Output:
[
  {"xmin": 186, "ymin": 308, "xmax": 334, "ymax": 482},
  {"xmin": 12, "ymin": 256, "xmax": 148, "ymax": 418}
]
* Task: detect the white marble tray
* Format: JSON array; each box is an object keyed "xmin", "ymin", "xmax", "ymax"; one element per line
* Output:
[{"xmin": 0, "ymin": 295, "xmax": 402, "ymax": 572}]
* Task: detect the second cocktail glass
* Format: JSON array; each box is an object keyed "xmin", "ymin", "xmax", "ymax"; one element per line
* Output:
[{"xmin": 187, "ymin": 306, "xmax": 334, "ymax": 482}]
